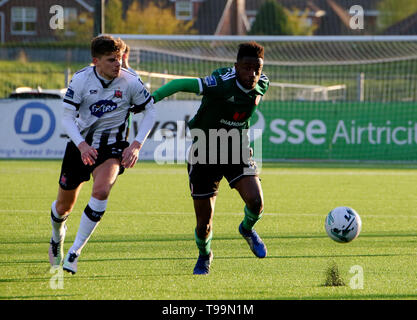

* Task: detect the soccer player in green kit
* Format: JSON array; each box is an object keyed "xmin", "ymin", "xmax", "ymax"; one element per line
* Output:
[{"xmin": 152, "ymin": 42, "xmax": 269, "ymax": 275}]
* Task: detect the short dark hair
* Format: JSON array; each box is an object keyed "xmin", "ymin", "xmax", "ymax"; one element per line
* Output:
[
  {"xmin": 237, "ymin": 41, "xmax": 264, "ymax": 61},
  {"xmin": 91, "ymin": 35, "xmax": 126, "ymax": 58}
]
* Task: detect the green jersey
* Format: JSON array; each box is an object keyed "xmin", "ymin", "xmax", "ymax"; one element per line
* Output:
[
  {"xmin": 189, "ymin": 67, "xmax": 269, "ymax": 132},
  {"xmin": 151, "ymin": 67, "xmax": 269, "ymax": 164}
]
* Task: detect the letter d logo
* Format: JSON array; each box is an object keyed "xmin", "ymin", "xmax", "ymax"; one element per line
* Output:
[{"xmin": 14, "ymin": 102, "xmax": 56, "ymax": 145}]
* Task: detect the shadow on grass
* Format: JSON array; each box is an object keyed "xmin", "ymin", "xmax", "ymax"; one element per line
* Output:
[
  {"xmin": 0, "ymin": 273, "xmax": 145, "ymax": 284},
  {"xmin": 1, "ymin": 251, "xmax": 413, "ymax": 267},
  {"xmin": 1, "ymin": 232, "xmax": 416, "ymax": 246},
  {"xmin": 264, "ymin": 252, "xmax": 414, "ymax": 260}
]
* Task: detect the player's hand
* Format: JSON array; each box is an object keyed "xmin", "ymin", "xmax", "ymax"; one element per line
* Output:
[
  {"xmin": 77, "ymin": 141, "xmax": 98, "ymax": 166},
  {"xmin": 121, "ymin": 140, "xmax": 142, "ymax": 168}
]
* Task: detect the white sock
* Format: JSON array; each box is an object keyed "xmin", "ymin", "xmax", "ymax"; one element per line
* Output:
[
  {"xmin": 69, "ymin": 197, "xmax": 107, "ymax": 256},
  {"xmin": 50, "ymin": 200, "xmax": 69, "ymax": 243}
]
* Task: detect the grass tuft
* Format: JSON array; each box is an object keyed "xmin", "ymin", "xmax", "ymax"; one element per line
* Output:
[{"xmin": 324, "ymin": 261, "xmax": 345, "ymax": 287}]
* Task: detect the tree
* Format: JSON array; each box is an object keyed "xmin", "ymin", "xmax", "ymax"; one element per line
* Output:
[
  {"xmin": 123, "ymin": 1, "xmax": 196, "ymax": 34},
  {"xmin": 377, "ymin": 0, "xmax": 417, "ymax": 31},
  {"xmin": 285, "ymin": 8, "xmax": 317, "ymax": 36},
  {"xmin": 105, "ymin": 0, "xmax": 125, "ymax": 33},
  {"xmin": 249, "ymin": 0, "xmax": 292, "ymax": 35}
]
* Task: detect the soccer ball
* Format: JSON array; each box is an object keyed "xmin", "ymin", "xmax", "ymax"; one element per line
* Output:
[{"xmin": 325, "ymin": 207, "xmax": 362, "ymax": 243}]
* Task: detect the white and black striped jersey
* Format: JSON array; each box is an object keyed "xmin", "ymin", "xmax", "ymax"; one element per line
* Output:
[{"xmin": 63, "ymin": 66, "xmax": 152, "ymax": 149}]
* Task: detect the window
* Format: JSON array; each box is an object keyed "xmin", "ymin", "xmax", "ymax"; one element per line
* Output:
[
  {"xmin": 64, "ymin": 7, "xmax": 77, "ymax": 35},
  {"xmin": 11, "ymin": 7, "xmax": 37, "ymax": 35},
  {"xmin": 64, "ymin": 7, "xmax": 77, "ymax": 22},
  {"xmin": 175, "ymin": 1, "xmax": 192, "ymax": 20}
]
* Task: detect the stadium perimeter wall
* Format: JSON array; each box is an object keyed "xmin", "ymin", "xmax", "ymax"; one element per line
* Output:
[{"xmin": 1, "ymin": 99, "xmax": 416, "ymax": 162}]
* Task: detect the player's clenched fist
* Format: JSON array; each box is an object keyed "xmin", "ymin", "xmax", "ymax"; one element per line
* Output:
[
  {"xmin": 77, "ymin": 141, "xmax": 98, "ymax": 166},
  {"xmin": 121, "ymin": 140, "xmax": 142, "ymax": 168}
]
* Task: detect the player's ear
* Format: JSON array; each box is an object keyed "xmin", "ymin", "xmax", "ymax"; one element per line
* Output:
[{"xmin": 92, "ymin": 57, "xmax": 99, "ymax": 65}]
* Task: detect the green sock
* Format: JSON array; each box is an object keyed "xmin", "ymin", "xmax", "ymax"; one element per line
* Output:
[
  {"xmin": 195, "ymin": 229, "xmax": 212, "ymax": 256},
  {"xmin": 242, "ymin": 205, "xmax": 263, "ymax": 231}
]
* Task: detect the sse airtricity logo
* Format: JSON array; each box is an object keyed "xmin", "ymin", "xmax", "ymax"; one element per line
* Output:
[{"xmin": 14, "ymin": 102, "xmax": 56, "ymax": 145}]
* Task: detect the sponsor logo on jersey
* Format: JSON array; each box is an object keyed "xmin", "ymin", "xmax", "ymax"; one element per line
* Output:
[
  {"xmin": 233, "ymin": 112, "xmax": 247, "ymax": 121},
  {"xmin": 90, "ymin": 89, "xmax": 98, "ymax": 95},
  {"xmin": 65, "ymin": 88, "xmax": 74, "ymax": 99},
  {"xmin": 204, "ymin": 76, "xmax": 217, "ymax": 87},
  {"xmin": 114, "ymin": 90, "xmax": 123, "ymax": 99},
  {"xmin": 220, "ymin": 119, "xmax": 246, "ymax": 127},
  {"xmin": 89, "ymin": 100, "xmax": 118, "ymax": 118}
]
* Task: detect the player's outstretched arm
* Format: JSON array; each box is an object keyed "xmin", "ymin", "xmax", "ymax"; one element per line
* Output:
[{"xmin": 152, "ymin": 78, "xmax": 200, "ymax": 103}]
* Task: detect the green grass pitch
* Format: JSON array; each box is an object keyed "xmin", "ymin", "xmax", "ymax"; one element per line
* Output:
[{"xmin": 0, "ymin": 160, "xmax": 416, "ymax": 300}]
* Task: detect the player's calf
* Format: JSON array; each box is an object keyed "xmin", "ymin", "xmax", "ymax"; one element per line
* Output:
[{"xmin": 64, "ymin": 197, "xmax": 107, "ymax": 274}]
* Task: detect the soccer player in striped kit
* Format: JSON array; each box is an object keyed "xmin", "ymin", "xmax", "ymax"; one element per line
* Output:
[{"xmin": 48, "ymin": 35, "xmax": 155, "ymax": 274}]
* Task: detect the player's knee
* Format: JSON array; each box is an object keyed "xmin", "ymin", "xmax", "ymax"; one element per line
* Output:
[
  {"xmin": 246, "ymin": 196, "xmax": 264, "ymax": 216},
  {"xmin": 55, "ymin": 201, "xmax": 73, "ymax": 216},
  {"xmin": 92, "ymin": 187, "xmax": 110, "ymax": 201}
]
